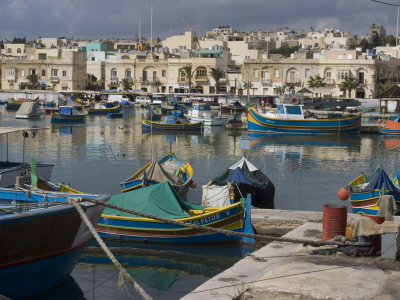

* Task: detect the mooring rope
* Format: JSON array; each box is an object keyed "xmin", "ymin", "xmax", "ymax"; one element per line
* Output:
[
  {"xmin": 82, "ymin": 197, "xmax": 371, "ymax": 248},
  {"xmin": 68, "ymin": 198, "xmax": 153, "ymax": 300}
]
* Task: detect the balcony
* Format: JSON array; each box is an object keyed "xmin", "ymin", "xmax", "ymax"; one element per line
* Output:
[
  {"xmin": 139, "ymin": 77, "xmax": 150, "ymax": 85},
  {"xmin": 260, "ymin": 78, "xmax": 271, "ymax": 86},
  {"xmin": 50, "ymin": 76, "xmax": 59, "ymax": 83},
  {"xmin": 286, "ymin": 78, "xmax": 301, "ymax": 86},
  {"xmin": 6, "ymin": 74, "xmax": 16, "ymax": 80},
  {"xmin": 110, "ymin": 76, "xmax": 118, "ymax": 83},
  {"xmin": 325, "ymin": 78, "xmax": 335, "ymax": 84},
  {"xmin": 195, "ymin": 76, "xmax": 208, "ymax": 82}
]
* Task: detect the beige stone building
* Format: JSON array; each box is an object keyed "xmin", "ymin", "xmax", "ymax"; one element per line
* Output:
[
  {"xmin": 2, "ymin": 43, "xmax": 30, "ymax": 58},
  {"xmin": 1, "ymin": 47, "xmax": 87, "ymax": 91}
]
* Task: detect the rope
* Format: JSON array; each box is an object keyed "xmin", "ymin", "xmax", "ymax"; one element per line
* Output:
[
  {"xmin": 84, "ymin": 198, "xmax": 371, "ymax": 248},
  {"xmin": 68, "ymin": 198, "xmax": 153, "ymax": 300}
]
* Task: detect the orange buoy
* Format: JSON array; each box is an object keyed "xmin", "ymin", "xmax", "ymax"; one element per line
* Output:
[
  {"xmin": 190, "ymin": 181, "xmax": 197, "ymax": 188},
  {"xmin": 337, "ymin": 187, "xmax": 349, "ymax": 201}
]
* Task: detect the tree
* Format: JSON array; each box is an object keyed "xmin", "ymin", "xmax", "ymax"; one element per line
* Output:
[
  {"xmin": 151, "ymin": 80, "xmax": 163, "ymax": 92},
  {"xmin": 209, "ymin": 67, "xmax": 225, "ymax": 94},
  {"xmin": 26, "ymin": 74, "xmax": 40, "ymax": 90},
  {"xmin": 340, "ymin": 76, "xmax": 359, "ymax": 98},
  {"xmin": 376, "ymin": 81, "xmax": 392, "ymax": 96},
  {"xmin": 274, "ymin": 85, "xmax": 287, "ymax": 103},
  {"xmin": 243, "ymin": 81, "xmax": 253, "ymax": 106},
  {"xmin": 307, "ymin": 75, "xmax": 326, "ymax": 98},
  {"xmin": 120, "ymin": 77, "xmax": 133, "ymax": 91},
  {"xmin": 179, "ymin": 65, "xmax": 195, "ymax": 93}
]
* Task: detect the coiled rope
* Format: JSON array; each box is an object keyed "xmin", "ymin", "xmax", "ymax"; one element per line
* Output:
[
  {"xmin": 81, "ymin": 197, "xmax": 371, "ymax": 248},
  {"xmin": 68, "ymin": 198, "xmax": 153, "ymax": 300}
]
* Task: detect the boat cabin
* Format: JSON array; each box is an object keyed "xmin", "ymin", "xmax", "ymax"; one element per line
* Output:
[{"xmin": 269, "ymin": 104, "xmax": 305, "ymax": 120}]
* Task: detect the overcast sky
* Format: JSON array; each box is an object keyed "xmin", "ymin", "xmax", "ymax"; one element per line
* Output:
[{"xmin": 1, "ymin": 0, "xmax": 399, "ymax": 41}]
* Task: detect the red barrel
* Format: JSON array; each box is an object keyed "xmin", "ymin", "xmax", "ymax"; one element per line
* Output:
[
  {"xmin": 362, "ymin": 214, "xmax": 385, "ymax": 254},
  {"xmin": 322, "ymin": 204, "xmax": 347, "ymax": 241}
]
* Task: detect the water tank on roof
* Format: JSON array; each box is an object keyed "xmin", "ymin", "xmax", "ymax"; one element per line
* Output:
[
  {"xmin": 371, "ymin": 49, "xmax": 376, "ymax": 55},
  {"xmin": 366, "ymin": 49, "xmax": 371, "ymax": 55}
]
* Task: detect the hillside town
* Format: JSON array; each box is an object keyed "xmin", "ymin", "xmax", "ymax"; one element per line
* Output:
[{"xmin": 1, "ymin": 23, "xmax": 398, "ymax": 103}]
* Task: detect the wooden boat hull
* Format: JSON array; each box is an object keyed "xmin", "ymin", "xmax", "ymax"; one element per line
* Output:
[
  {"xmin": 248, "ymin": 107, "xmax": 361, "ymax": 134},
  {"xmin": 51, "ymin": 112, "xmax": 87, "ymax": 122},
  {"xmin": 120, "ymin": 152, "xmax": 194, "ymax": 195},
  {"xmin": 377, "ymin": 126, "xmax": 400, "ymax": 135},
  {"xmin": 142, "ymin": 118, "xmax": 203, "ymax": 131},
  {"xmin": 89, "ymin": 104, "xmax": 121, "ymax": 115},
  {"xmin": 187, "ymin": 116, "xmax": 228, "ymax": 126},
  {"xmin": 97, "ymin": 202, "xmax": 245, "ymax": 243},
  {"xmin": 0, "ymin": 202, "xmax": 104, "ymax": 299}
]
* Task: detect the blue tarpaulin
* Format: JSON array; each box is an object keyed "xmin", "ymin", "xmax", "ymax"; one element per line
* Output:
[
  {"xmin": 59, "ymin": 106, "xmax": 73, "ymax": 115},
  {"xmin": 362, "ymin": 167, "xmax": 400, "ymax": 193},
  {"xmin": 218, "ymin": 167, "xmax": 253, "ymax": 186}
]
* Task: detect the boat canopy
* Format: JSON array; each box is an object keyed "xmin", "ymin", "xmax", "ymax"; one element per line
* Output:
[
  {"xmin": 103, "ymin": 181, "xmax": 205, "ymax": 219},
  {"xmin": 361, "ymin": 166, "xmax": 400, "ymax": 193},
  {"xmin": 15, "ymin": 102, "xmax": 40, "ymax": 115},
  {"xmin": 139, "ymin": 161, "xmax": 184, "ymax": 185},
  {"xmin": 59, "ymin": 106, "xmax": 78, "ymax": 115}
]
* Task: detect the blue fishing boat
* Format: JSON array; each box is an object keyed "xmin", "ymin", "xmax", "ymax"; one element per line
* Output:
[
  {"xmin": 343, "ymin": 165, "xmax": 400, "ymax": 215},
  {"xmin": 248, "ymin": 104, "xmax": 361, "ymax": 134},
  {"xmin": 120, "ymin": 152, "xmax": 194, "ymax": 196},
  {"xmin": 97, "ymin": 181, "xmax": 253, "ymax": 244},
  {"xmin": 142, "ymin": 115, "xmax": 203, "ymax": 132},
  {"xmin": 0, "ymin": 186, "xmax": 109, "ymax": 299},
  {"xmin": 51, "ymin": 106, "xmax": 88, "ymax": 122}
]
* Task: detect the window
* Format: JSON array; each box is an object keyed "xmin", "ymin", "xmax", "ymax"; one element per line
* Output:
[
  {"xmin": 62, "ymin": 70, "xmax": 67, "ymax": 77},
  {"xmin": 126, "ymin": 69, "xmax": 131, "ymax": 78},
  {"xmin": 305, "ymin": 69, "xmax": 310, "ymax": 77},
  {"xmin": 143, "ymin": 71, "xmax": 147, "ymax": 81},
  {"xmin": 254, "ymin": 68, "xmax": 258, "ymax": 77},
  {"xmin": 6, "ymin": 68, "xmax": 15, "ymax": 76},
  {"xmin": 42, "ymin": 70, "xmax": 46, "ymax": 76},
  {"xmin": 153, "ymin": 71, "xmax": 157, "ymax": 82},
  {"xmin": 52, "ymin": 69, "xmax": 58, "ymax": 76},
  {"xmin": 20, "ymin": 70, "xmax": 24, "ymax": 77},
  {"xmin": 111, "ymin": 69, "xmax": 117, "ymax": 77},
  {"xmin": 196, "ymin": 67, "xmax": 207, "ymax": 78},
  {"xmin": 7, "ymin": 48, "xmax": 11, "ymax": 54},
  {"xmin": 289, "ymin": 71, "xmax": 295, "ymax": 81},
  {"xmin": 29, "ymin": 69, "xmax": 36, "ymax": 75},
  {"xmin": 326, "ymin": 71, "xmax": 331, "ymax": 79},
  {"xmin": 274, "ymin": 68, "xmax": 279, "ymax": 78},
  {"xmin": 358, "ymin": 72, "xmax": 364, "ymax": 84},
  {"xmin": 17, "ymin": 48, "xmax": 21, "ymax": 54},
  {"xmin": 38, "ymin": 53, "xmax": 46, "ymax": 60},
  {"xmin": 262, "ymin": 70, "xmax": 270, "ymax": 79},
  {"xmin": 162, "ymin": 70, "xmax": 166, "ymax": 77}
]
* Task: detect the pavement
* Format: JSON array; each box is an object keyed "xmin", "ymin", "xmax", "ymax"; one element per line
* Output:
[{"xmin": 181, "ymin": 210, "xmax": 400, "ymax": 300}]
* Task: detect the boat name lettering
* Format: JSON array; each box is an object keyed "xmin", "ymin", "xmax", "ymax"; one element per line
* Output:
[{"xmin": 190, "ymin": 214, "xmax": 221, "ymax": 225}]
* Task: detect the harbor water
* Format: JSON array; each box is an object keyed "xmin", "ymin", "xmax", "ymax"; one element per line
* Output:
[{"xmin": 1, "ymin": 106, "xmax": 399, "ymax": 299}]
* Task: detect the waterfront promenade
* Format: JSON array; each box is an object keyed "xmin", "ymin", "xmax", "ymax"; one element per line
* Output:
[{"xmin": 183, "ymin": 209, "xmax": 400, "ymax": 299}]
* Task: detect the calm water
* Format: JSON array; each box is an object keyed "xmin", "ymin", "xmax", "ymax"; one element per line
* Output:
[{"xmin": 1, "ymin": 106, "xmax": 399, "ymax": 299}]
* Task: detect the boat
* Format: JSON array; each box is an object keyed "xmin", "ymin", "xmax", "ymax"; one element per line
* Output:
[
  {"xmin": 5, "ymin": 98, "xmax": 25, "ymax": 110},
  {"xmin": 247, "ymin": 103, "xmax": 361, "ymax": 134},
  {"xmin": 51, "ymin": 106, "xmax": 88, "ymax": 122},
  {"xmin": 343, "ymin": 165, "xmax": 400, "ymax": 215},
  {"xmin": 142, "ymin": 115, "xmax": 204, "ymax": 132},
  {"xmin": 186, "ymin": 102, "xmax": 229, "ymax": 126},
  {"xmin": 0, "ymin": 185, "xmax": 110, "ymax": 299},
  {"xmin": 15, "ymin": 101, "xmax": 43, "ymax": 119},
  {"xmin": 202, "ymin": 155, "xmax": 275, "ymax": 209},
  {"xmin": 0, "ymin": 127, "xmax": 54, "ymax": 188},
  {"xmin": 377, "ymin": 115, "xmax": 400, "ymax": 135},
  {"xmin": 88, "ymin": 102, "xmax": 121, "ymax": 114},
  {"xmin": 221, "ymin": 101, "xmax": 248, "ymax": 112},
  {"xmin": 144, "ymin": 106, "xmax": 162, "ymax": 121},
  {"xmin": 97, "ymin": 181, "xmax": 253, "ymax": 243},
  {"xmin": 120, "ymin": 152, "xmax": 194, "ymax": 196}
]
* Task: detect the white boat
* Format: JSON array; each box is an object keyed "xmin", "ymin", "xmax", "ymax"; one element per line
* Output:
[
  {"xmin": 186, "ymin": 102, "xmax": 228, "ymax": 126},
  {"xmin": 15, "ymin": 102, "xmax": 43, "ymax": 119}
]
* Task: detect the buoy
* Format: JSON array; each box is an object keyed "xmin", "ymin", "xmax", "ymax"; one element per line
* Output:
[
  {"xmin": 337, "ymin": 187, "xmax": 349, "ymax": 201},
  {"xmin": 190, "ymin": 181, "xmax": 197, "ymax": 188}
]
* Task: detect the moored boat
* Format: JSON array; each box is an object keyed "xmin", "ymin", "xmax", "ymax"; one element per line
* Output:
[
  {"xmin": 248, "ymin": 103, "xmax": 361, "ymax": 134},
  {"xmin": 15, "ymin": 101, "xmax": 43, "ymax": 119},
  {"xmin": 97, "ymin": 181, "xmax": 253, "ymax": 243},
  {"xmin": 0, "ymin": 187, "xmax": 109, "ymax": 299},
  {"xmin": 51, "ymin": 106, "xmax": 88, "ymax": 122},
  {"xmin": 142, "ymin": 115, "xmax": 204, "ymax": 132},
  {"xmin": 120, "ymin": 152, "xmax": 194, "ymax": 196},
  {"xmin": 377, "ymin": 115, "xmax": 400, "ymax": 135},
  {"xmin": 202, "ymin": 155, "xmax": 275, "ymax": 209},
  {"xmin": 88, "ymin": 102, "xmax": 121, "ymax": 114},
  {"xmin": 186, "ymin": 102, "xmax": 228, "ymax": 126},
  {"xmin": 342, "ymin": 165, "xmax": 400, "ymax": 215}
]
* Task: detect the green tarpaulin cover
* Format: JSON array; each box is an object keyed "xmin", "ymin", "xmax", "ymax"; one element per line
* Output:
[{"xmin": 104, "ymin": 181, "xmax": 205, "ymax": 219}]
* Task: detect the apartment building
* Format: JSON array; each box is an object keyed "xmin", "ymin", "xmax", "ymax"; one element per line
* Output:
[{"xmin": 1, "ymin": 47, "xmax": 87, "ymax": 91}]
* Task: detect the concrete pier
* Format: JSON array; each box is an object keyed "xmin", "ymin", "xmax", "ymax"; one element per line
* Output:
[{"xmin": 182, "ymin": 209, "xmax": 400, "ymax": 300}]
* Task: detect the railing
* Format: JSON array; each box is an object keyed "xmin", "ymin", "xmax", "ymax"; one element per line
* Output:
[
  {"xmin": 110, "ymin": 76, "xmax": 118, "ymax": 82},
  {"xmin": 325, "ymin": 78, "xmax": 334, "ymax": 84},
  {"xmin": 6, "ymin": 74, "xmax": 15, "ymax": 80},
  {"xmin": 195, "ymin": 76, "xmax": 208, "ymax": 81},
  {"xmin": 50, "ymin": 76, "xmax": 59, "ymax": 82},
  {"xmin": 260, "ymin": 78, "xmax": 271, "ymax": 86}
]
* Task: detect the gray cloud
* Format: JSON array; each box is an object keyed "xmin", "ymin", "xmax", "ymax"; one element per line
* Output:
[{"xmin": 0, "ymin": 0, "xmax": 397, "ymax": 41}]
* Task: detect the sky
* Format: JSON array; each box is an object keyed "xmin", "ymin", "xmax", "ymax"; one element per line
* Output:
[{"xmin": 1, "ymin": 0, "xmax": 399, "ymax": 41}]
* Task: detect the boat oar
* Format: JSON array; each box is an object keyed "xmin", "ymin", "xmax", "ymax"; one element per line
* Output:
[{"xmin": 106, "ymin": 140, "xmax": 124, "ymax": 181}]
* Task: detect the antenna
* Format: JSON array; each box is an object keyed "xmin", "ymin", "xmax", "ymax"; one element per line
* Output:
[{"xmin": 150, "ymin": 2, "xmax": 153, "ymax": 53}]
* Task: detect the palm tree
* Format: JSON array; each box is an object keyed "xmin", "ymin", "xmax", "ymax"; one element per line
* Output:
[
  {"xmin": 274, "ymin": 85, "xmax": 287, "ymax": 104},
  {"xmin": 209, "ymin": 67, "xmax": 225, "ymax": 94},
  {"xmin": 120, "ymin": 77, "xmax": 133, "ymax": 91},
  {"xmin": 376, "ymin": 81, "xmax": 392, "ymax": 96},
  {"xmin": 151, "ymin": 80, "xmax": 163, "ymax": 92},
  {"xmin": 340, "ymin": 76, "xmax": 359, "ymax": 98},
  {"xmin": 26, "ymin": 74, "xmax": 40, "ymax": 90},
  {"xmin": 179, "ymin": 65, "xmax": 195, "ymax": 93},
  {"xmin": 307, "ymin": 75, "xmax": 326, "ymax": 98},
  {"xmin": 243, "ymin": 81, "xmax": 253, "ymax": 106}
]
